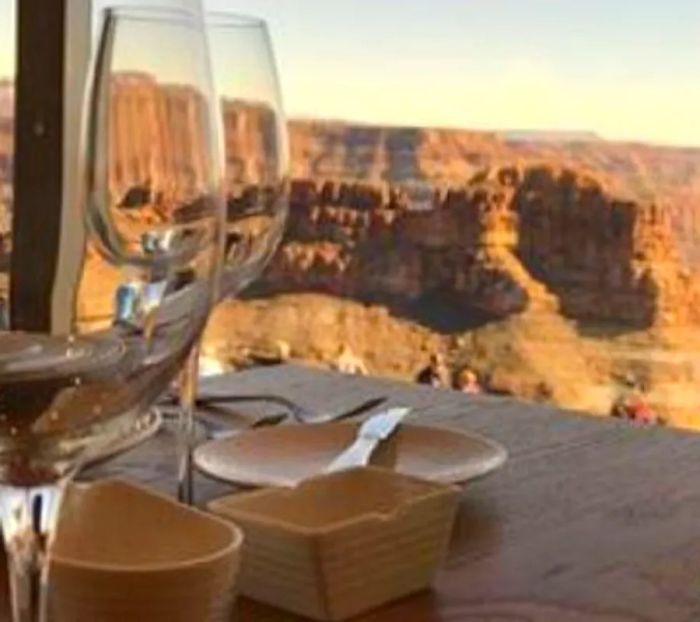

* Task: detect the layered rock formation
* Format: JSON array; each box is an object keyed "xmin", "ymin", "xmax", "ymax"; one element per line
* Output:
[
  {"xmin": 262, "ymin": 166, "xmax": 700, "ymax": 331},
  {"xmin": 107, "ymin": 73, "xmax": 213, "ymax": 205},
  {"xmin": 205, "ymin": 150, "xmax": 700, "ymax": 426},
  {"xmin": 221, "ymin": 99, "xmax": 281, "ymax": 192},
  {"xmin": 289, "ymin": 121, "xmax": 700, "ymax": 266}
]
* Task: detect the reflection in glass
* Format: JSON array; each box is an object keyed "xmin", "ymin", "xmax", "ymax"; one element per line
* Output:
[
  {"xmin": 173, "ymin": 12, "xmax": 289, "ymax": 504},
  {"xmin": 208, "ymin": 12, "xmax": 289, "ymax": 297}
]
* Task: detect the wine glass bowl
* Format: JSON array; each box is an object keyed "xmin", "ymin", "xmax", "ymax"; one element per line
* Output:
[
  {"xmin": 207, "ymin": 12, "xmax": 289, "ymax": 298},
  {"xmin": 77, "ymin": 6, "xmax": 224, "ymax": 455},
  {"xmin": 172, "ymin": 11, "xmax": 289, "ymax": 506}
]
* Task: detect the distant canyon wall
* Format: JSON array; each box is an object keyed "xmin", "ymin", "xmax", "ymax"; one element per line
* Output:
[
  {"xmin": 264, "ymin": 167, "xmax": 700, "ymax": 329},
  {"xmin": 107, "ymin": 73, "xmax": 213, "ymax": 204},
  {"xmin": 105, "ymin": 76, "xmax": 279, "ymax": 205},
  {"xmin": 288, "ymin": 121, "xmax": 700, "ymax": 267},
  {"xmin": 2, "ymin": 76, "xmax": 700, "ymax": 329}
]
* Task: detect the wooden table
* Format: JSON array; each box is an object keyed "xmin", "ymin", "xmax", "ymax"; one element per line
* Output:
[{"xmin": 6, "ymin": 363, "xmax": 700, "ymax": 621}]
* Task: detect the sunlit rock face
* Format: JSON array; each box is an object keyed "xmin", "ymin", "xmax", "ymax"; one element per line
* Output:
[
  {"xmin": 288, "ymin": 121, "xmax": 700, "ymax": 267},
  {"xmin": 212, "ymin": 140, "xmax": 700, "ymax": 427},
  {"xmin": 221, "ymin": 99, "xmax": 280, "ymax": 191},
  {"xmin": 76, "ymin": 74, "xmax": 221, "ymax": 329},
  {"xmin": 261, "ymin": 166, "xmax": 700, "ymax": 330},
  {"xmin": 108, "ymin": 73, "xmax": 212, "ymax": 208}
]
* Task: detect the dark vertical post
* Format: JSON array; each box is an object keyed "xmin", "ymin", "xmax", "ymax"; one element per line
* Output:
[
  {"xmin": 10, "ymin": 0, "xmax": 90, "ymax": 333},
  {"xmin": 10, "ymin": 0, "xmax": 68, "ymax": 331}
]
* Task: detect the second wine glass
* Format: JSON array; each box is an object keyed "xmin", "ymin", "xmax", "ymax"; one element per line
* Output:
[{"xmin": 175, "ymin": 12, "xmax": 289, "ymax": 504}]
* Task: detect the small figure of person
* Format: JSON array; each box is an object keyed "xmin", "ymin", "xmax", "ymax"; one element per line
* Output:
[
  {"xmin": 611, "ymin": 375, "xmax": 657, "ymax": 425},
  {"xmin": 332, "ymin": 343, "xmax": 369, "ymax": 376},
  {"xmin": 455, "ymin": 366, "xmax": 482, "ymax": 395},
  {"xmin": 198, "ymin": 352, "xmax": 229, "ymax": 377},
  {"xmin": 276, "ymin": 340, "xmax": 292, "ymax": 363},
  {"xmin": 249, "ymin": 340, "xmax": 292, "ymax": 367},
  {"xmin": 415, "ymin": 353, "xmax": 450, "ymax": 389}
]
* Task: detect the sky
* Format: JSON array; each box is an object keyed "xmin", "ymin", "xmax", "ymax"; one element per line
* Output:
[{"xmin": 2, "ymin": 0, "xmax": 700, "ymax": 146}]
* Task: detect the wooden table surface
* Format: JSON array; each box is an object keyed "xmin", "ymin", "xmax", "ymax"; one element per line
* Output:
[{"xmin": 6, "ymin": 363, "xmax": 700, "ymax": 621}]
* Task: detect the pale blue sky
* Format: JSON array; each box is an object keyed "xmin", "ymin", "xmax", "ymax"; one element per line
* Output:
[
  {"xmin": 0, "ymin": 0, "xmax": 13, "ymax": 78},
  {"xmin": 2, "ymin": 0, "xmax": 700, "ymax": 145},
  {"xmin": 212, "ymin": 0, "xmax": 700, "ymax": 146}
]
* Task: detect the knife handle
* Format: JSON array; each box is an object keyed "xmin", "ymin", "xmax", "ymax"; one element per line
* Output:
[{"xmin": 324, "ymin": 437, "xmax": 377, "ymax": 473}]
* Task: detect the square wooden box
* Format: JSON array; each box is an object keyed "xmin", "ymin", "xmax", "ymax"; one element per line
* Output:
[{"xmin": 208, "ymin": 467, "xmax": 460, "ymax": 621}]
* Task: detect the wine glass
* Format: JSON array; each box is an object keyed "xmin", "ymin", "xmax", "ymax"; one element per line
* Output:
[
  {"xmin": 0, "ymin": 7, "xmax": 224, "ymax": 621},
  {"xmin": 175, "ymin": 11, "xmax": 289, "ymax": 504}
]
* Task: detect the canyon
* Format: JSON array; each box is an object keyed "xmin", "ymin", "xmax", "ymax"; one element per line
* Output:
[
  {"xmin": 211, "ymin": 120, "xmax": 700, "ymax": 428},
  {"xmin": 267, "ymin": 168, "xmax": 699, "ymax": 328},
  {"xmin": 3, "ymin": 77, "xmax": 700, "ymax": 426},
  {"xmin": 288, "ymin": 120, "xmax": 700, "ymax": 266}
]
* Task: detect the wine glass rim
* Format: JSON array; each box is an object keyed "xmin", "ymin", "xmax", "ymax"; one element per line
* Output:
[
  {"xmin": 206, "ymin": 11, "xmax": 269, "ymax": 30},
  {"xmin": 104, "ymin": 5, "xmax": 202, "ymax": 24}
]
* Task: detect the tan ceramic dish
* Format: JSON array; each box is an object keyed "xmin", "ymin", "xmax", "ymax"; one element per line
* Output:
[
  {"xmin": 194, "ymin": 421, "xmax": 507, "ymax": 488},
  {"xmin": 208, "ymin": 467, "xmax": 460, "ymax": 621},
  {"xmin": 49, "ymin": 479, "xmax": 243, "ymax": 622}
]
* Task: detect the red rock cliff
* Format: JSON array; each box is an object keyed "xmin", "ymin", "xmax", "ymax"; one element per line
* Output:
[
  {"xmin": 289, "ymin": 121, "xmax": 700, "ymax": 267},
  {"xmin": 263, "ymin": 165, "xmax": 700, "ymax": 329}
]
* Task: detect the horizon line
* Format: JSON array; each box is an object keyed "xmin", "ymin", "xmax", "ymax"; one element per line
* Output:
[{"xmin": 287, "ymin": 114, "xmax": 700, "ymax": 152}]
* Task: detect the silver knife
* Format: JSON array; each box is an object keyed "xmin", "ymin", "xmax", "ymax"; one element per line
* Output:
[{"xmin": 324, "ymin": 407, "xmax": 410, "ymax": 473}]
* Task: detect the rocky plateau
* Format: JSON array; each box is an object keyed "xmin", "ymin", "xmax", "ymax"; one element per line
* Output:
[{"xmin": 208, "ymin": 119, "xmax": 700, "ymax": 428}]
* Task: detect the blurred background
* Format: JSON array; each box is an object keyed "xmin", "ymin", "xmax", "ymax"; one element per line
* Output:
[{"xmin": 3, "ymin": 0, "xmax": 700, "ymax": 428}]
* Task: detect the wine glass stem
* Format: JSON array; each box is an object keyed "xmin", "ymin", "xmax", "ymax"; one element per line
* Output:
[
  {"xmin": 0, "ymin": 483, "xmax": 67, "ymax": 622},
  {"xmin": 177, "ymin": 344, "xmax": 200, "ymax": 505}
]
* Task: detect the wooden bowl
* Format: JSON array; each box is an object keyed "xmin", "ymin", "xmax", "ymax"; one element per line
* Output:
[
  {"xmin": 49, "ymin": 479, "xmax": 243, "ymax": 622},
  {"xmin": 208, "ymin": 467, "xmax": 460, "ymax": 621}
]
